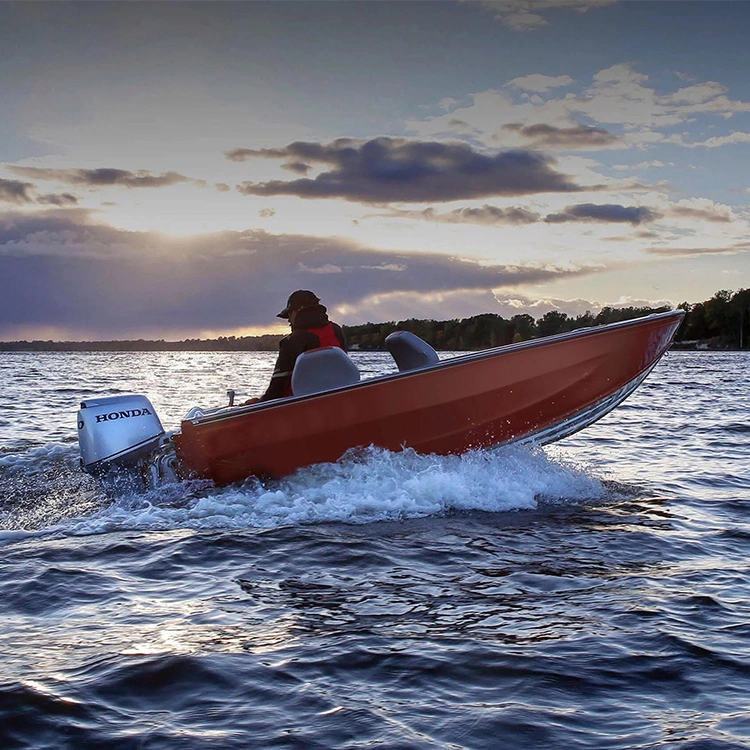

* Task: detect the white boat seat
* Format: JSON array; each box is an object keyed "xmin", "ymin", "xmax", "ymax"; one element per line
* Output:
[
  {"xmin": 291, "ymin": 346, "xmax": 361, "ymax": 397},
  {"xmin": 385, "ymin": 331, "xmax": 440, "ymax": 372}
]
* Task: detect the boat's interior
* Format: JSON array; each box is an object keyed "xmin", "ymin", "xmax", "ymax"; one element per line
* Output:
[
  {"xmin": 183, "ymin": 331, "xmax": 441, "ymax": 421},
  {"xmin": 291, "ymin": 331, "xmax": 440, "ymax": 396}
]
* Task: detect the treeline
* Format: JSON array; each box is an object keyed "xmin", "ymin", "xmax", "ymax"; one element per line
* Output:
[
  {"xmin": 674, "ymin": 288, "xmax": 750, "ymax": 348},
  {"xmin": 1, "ymin": 288, "xmax": 748, "ymax": 352},
  {"xmin": 344, "ymin": 305, "xmax": 672, "ymax": 351},
  {"xmin": 345, "ymin": 289, "xmax": 750, "ymax": 351},
  {"xmin": 0, "ymin": 334, "xmax": 284, "ymax": 353}
]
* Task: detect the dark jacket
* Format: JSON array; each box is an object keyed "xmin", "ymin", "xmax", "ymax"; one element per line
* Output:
[{"xmin": 259, "ymin": 305, "xmax": 347, "ymax": 402}]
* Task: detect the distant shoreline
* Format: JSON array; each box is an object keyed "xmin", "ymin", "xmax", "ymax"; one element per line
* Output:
[
  {"xmin": 2, "ymin": 298, "xmax": 747, "ymax": 353},
  {"xmin": 0, "ymin": 337, "xmax": 283, "ymax": 353},
  {"xmin": 0, "ymin": 339, "xmax": 744, "ymax": 353}
]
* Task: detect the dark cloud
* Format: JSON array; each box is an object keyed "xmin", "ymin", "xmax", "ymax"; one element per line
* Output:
[
  {"xmin": 282, "ymin": 161, "xmax": 312, "ymax": 174},
  {"xmin": 36, "ymin": 192, "xmax": 79, "ymax": 206},
  {"xmin": 0, "ymin": 208, "xmax": 157, "ymax": 258},
  {"xmin": 0, "ymin": 178, "xmax": 34, "ymax": 204},
  {"xmin": 544, "ymin": 203, "xmax": 661, "ymax": 225},
  {"xmin": 502, "ymin": 122, "xmax": 621, "ymax": 149},
  {"xmin": 226, "ymin": 140, "xmax": 349, "ymax": 163},
  {"xmin": 1, "ymin": 177, "xmax": 80, "ymax": 206},
  {"xmin": 0, "ymin": 208, "xmax": 598, "ymax": 339},
  {"xmin": 10, "ymin": 166, "xmax": 198, "ymax": 189},
  {"xmin": 228, "ymin": 137, "xmax": 585, "ymax": 203},
  {"xmin": 385, "ymin": 202, "xmax": 661, "ymax": 227}
]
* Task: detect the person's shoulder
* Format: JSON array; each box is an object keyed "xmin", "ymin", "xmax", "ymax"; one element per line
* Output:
[
  {"xmin": 287, "ymin": 328, "xmax": 314, "ymax": 341},
  {"xmin": 286, "ymin": 328, "xmax": 319, "ymax": 348}
]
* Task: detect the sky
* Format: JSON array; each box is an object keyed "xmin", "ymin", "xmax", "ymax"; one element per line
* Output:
[{"xmin": 1, "ymin": 0, "xmax": 749, "ymax": 341}]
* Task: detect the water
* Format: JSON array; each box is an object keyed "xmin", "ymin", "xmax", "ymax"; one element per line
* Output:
[{"xmin": 1, "ymin": 350, "xmax": 749, "ymax": 749}]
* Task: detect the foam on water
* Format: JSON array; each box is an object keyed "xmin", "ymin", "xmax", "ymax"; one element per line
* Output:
[
  {"xmin": 0, "ymin": 442, "xmax": 80, "ymax": 473},
  {"xmin": 1, "ymin": 442, "xmax": 605, "ymax": 541},
  {"xmin": 0, "ymin": 443, "xmax": 105, "ymax": 541}
]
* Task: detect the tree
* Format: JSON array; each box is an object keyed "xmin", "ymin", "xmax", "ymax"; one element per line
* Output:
[
  {"xmin": 511, "ymin": 313, "xmax": 535, "ymax": 341},
  {"xmin": 730, "ymin": 288, "xmax": 750, "ymax": 348},
  {"xmin": 536, "ymin": 310, "xmax": 570, "ymax": 338},
  {"xmin": 704, "ymin": 290, "xmax": 733, "ymax": 339}
]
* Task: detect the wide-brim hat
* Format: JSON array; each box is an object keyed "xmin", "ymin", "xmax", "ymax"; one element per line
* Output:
[{"xmin": 277, "ymin": 290, "xmax": 320, "ymax": 319}]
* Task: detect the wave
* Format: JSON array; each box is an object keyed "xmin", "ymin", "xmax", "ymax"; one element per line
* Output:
[{"xmin": 0, "ymin": 442, "xmax": 606, "ymax": 542}]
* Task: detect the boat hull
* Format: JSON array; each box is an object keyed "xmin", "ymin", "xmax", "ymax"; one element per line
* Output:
[{"xmin": 173, "ymin": 311, "xmax": 684, "ymax": 485}]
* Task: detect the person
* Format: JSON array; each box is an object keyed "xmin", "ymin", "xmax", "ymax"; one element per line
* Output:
[{"xmin": 248, "ymin": 290, "xmax": 347, "ymax": 403}]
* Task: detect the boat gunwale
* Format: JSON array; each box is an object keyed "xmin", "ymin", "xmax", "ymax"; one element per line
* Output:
[{"xmin": 185, "ymin": 309, "xmax": 685, "ymax": 428}]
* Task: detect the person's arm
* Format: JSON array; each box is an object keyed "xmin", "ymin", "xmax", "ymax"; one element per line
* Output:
[
  {"xmin": 258, "ymin": 337, "xmax": 298, "ymax": 402},
  {"xmin": 258, "ymin": 332, "xmax": 321, "ymax": 401}
]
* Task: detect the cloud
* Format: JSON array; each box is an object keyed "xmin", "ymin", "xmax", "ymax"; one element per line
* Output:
[
  {"xmin": 381, "ymin": 201, "xmax": 679, "ymax": 227},
  {"xmin": 502, "ymin": 122, "xmax": 620, "ymax": 149},
  {"xmin": 335, "ymin": 289, "xmax": 508, "ymax": 324},
  {"xmin": 689, "ymin": 131, "xmax": 750, "ymax": 148},
  {"xmin": 282, "ymin": 161, "xmax": 313, "ymax": 175},
  {"xmin": 580, "ymin": 64, "xmax": 750, "ymax": 132},
  {"xmin": 645, "ymin": 242, "xmax": 749, "ymax": 257},
  {"xmin": 383, "ymin": 205, "xmax": 541, "ymax": 226},
  {"xmin": 36, "ymin": 193, "xmax": 79, "ymax": 206},
  {"xmin": 487, "ymin": 291, "xmax": 672, "ymax": 319},
  {"xmin": 668, "ymin": 205, "xmax": 733, "ymax": 223},
  {"xmin": 338, "ymin": 288, "xmax": 671, "ymax": 326},
  {"xmin": 473, "ymin": 0, "xmax": 617, "ymax": 31},
  {"xmin": 0, "ymin": 177, "xmax": 81, "ymax": 207},
  {"xmin": 612, "ymin": 160, "xmax": 666, "ymax": 171},
  {"xmin": 544, "ymin": 203, "xmax": 661, "ymax": 225},
  {"xmin": 507, "ymin": 74, "xmax": 575, "ymax": 92},
  {"xmin": 409, "ymin": 64, "xmax": 750, "ymax": 153},
  {"xmin": 660, "ymin": 81, "xmax": 727, "ymax": 106},
  {"xmin": 10, "ymin": 166, "xmax": 199, "ymax": 189},
  {"xmin": 0, "ymin": 208, "xmax": 155, "ymax": 257},
  {"xmin": 229, "ymin": 137, "xmax": 585, "ymax": 203},
  {"xmin": 0, "ymin": 207, "xmax": 599, "ymax": 339},
  {"xmin": 0, "ymin": 178, "xmax": 35, "ymax": 204}
]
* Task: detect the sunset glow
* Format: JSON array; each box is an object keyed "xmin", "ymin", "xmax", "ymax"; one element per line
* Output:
[{"xmin": 2, "ymin": 1, "xmax": 749, "ymax": 340}]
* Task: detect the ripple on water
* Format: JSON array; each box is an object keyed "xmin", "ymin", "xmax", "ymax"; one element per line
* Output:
[{"xmin": 2, "ymin": 351, "xmax": 750, "ymax": 749}]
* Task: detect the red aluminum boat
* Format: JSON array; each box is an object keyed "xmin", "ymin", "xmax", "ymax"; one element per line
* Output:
[
  {"xmin": 77, "ymin": 310, "xmax": 683, "ymax": 490},
  {"xmin": 171, "ymin": 309, "xmax": 684, "ymax": 485}
]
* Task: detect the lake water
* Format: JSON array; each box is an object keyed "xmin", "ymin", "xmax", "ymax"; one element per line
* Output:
[{"xmin": 1, "ymin": 349, "xmax": 749, "ymax": 749}]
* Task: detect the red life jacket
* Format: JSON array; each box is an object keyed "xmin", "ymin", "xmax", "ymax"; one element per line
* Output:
[{"xmin": 306, "ymin": 323, "xmax": 344, "ymax": 350}]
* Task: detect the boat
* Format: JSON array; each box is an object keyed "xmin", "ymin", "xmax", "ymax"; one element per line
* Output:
[{"xmin": 77, "ymin": 309, "xmax": 684, "ymax": 492}]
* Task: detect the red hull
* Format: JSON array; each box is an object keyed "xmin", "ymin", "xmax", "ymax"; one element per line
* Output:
[{"xmin": 173, "ymin": 311, "xmax": 684, "ymax": 485}]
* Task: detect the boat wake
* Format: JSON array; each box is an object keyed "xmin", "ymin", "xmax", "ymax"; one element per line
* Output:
[{"xmin": 1, "ymin": 443, "xmax": 607, "ymax": 543}]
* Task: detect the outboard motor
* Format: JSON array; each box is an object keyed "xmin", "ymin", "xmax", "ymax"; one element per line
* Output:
[{"xmin": 77, "ymin": 394, "xmax": 179, "ymax": 492}]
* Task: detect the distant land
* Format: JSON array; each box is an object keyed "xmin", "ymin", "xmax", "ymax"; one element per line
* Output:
[{"xmin": 2, "ymin": 289, "xmax": 748, "ymax": 353}]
